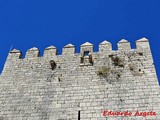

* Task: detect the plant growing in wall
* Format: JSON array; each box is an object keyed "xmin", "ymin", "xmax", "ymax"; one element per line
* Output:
[
  {"xmin": 97, "ymin": 66, "xmax": 111, "ymax": 77},
  {"xmin": 110, "ymin": 55, "xmax": 125, "ymax": 67},
  {"xmin": 96, "ymin": 55, "xmax": 125, "ymax": 84}
]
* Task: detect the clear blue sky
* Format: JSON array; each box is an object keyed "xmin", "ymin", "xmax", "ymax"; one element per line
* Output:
[{"xmin": 0, "ymin": 0, "xmax": 159, "ymax": 83}]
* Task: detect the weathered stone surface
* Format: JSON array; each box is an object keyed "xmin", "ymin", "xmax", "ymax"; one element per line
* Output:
[
  {"xmin": 62, "ymin": 44, "xmax": 75, "ymax": 55},
  {"xmin": 0, "ymin": 38, "xmax": 159, "ymax": 120},
  {"xmin": 44, "ymin": 45, "xmax": 57, "ymax": 58}
]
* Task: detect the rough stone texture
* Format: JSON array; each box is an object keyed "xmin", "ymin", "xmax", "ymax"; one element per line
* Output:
[{"xmin": 0, "ymin": 38, "xmax": 160, "ymax": 120}]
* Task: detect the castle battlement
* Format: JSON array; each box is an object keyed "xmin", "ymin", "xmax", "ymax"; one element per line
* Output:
[
  {"xmin": 8, "ymin": 37, "xmax": 150, "ymax": 61},
  {"xmin": 0, "ymin": 37, "xmax": 159, "ymax": 120}
]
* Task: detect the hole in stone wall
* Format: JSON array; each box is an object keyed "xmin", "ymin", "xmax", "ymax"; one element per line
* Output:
[
  {"xmin": 117, "ymin": 74, "xmax": 121, "ymax": 78},
  {"xmin": 58, "ymin": 77, "xmax": 61, "ymax": 82},
  {"xmin": 89, "ymin": 54, "xmax": 93, "ymax": 65},
  {"xmin": 80, "ymin": 51, "xmax": 93, "ymax": 65},
  {"xmin": 111, "ymin": 56, "xmax": 119, "ymax": 66},
  {"xmin": 50, "ymin": 60, "xmax": 56, "ymax": 70},
  {"xmin": 80, "ymin": 57, "xmax": 84, "ymax": 63},
  {"xmin": 78, "ymin": 111, "xmax": 80, "ymax": 120},
  {"xmin": 84, "ymin": 51, "xmax": 89, "ymax": 56},
  {"xmin": 139, "ymin": 52, "xmax": 143, "ymax": 56}
]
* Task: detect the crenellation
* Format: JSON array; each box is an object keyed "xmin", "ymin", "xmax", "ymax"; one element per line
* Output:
[
  {"xmin": 25, "ymin": 47, "xmax": 40, "ymax": 59},
  {"xmin": 136, "ymin": 37, "xmax": 150, "ymax": 51},
  {"xmin": 0, "ymin": 38, "xmax": 160, "ymax": 120},
  {"xmin": 117, "ymin": 39, "xmax": 131, "ymax": 51},
  {"xmin": 99, "ymin": 40, "xmax": 112, "ymax": 54},
  {"xmin": 8, "ymin": 49, "xmax": 22, "ymax": 60},
  {"xmin": 81, "ymin": 42, "xmax": 93, "ymax": 54},
  {"xmin": 4, "ymin": 38, "xmax": 153, "ymax": 62},
  {"xmin": 44, "ymin": 45, "xmax": 57, "ymax": 58},
  {"xmin": 62, "ymin": 44, "xmax": 75, "ymax": 56}
]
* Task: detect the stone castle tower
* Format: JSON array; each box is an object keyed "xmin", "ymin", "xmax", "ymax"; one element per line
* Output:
[{"xmin": 0, "ymin": 38, "xmax": 160, "ymax": 120}]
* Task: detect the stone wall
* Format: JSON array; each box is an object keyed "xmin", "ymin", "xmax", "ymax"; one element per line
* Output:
[{"xmin": 0, "ymin": 37, "xmax": 160, "ymax": 120}]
